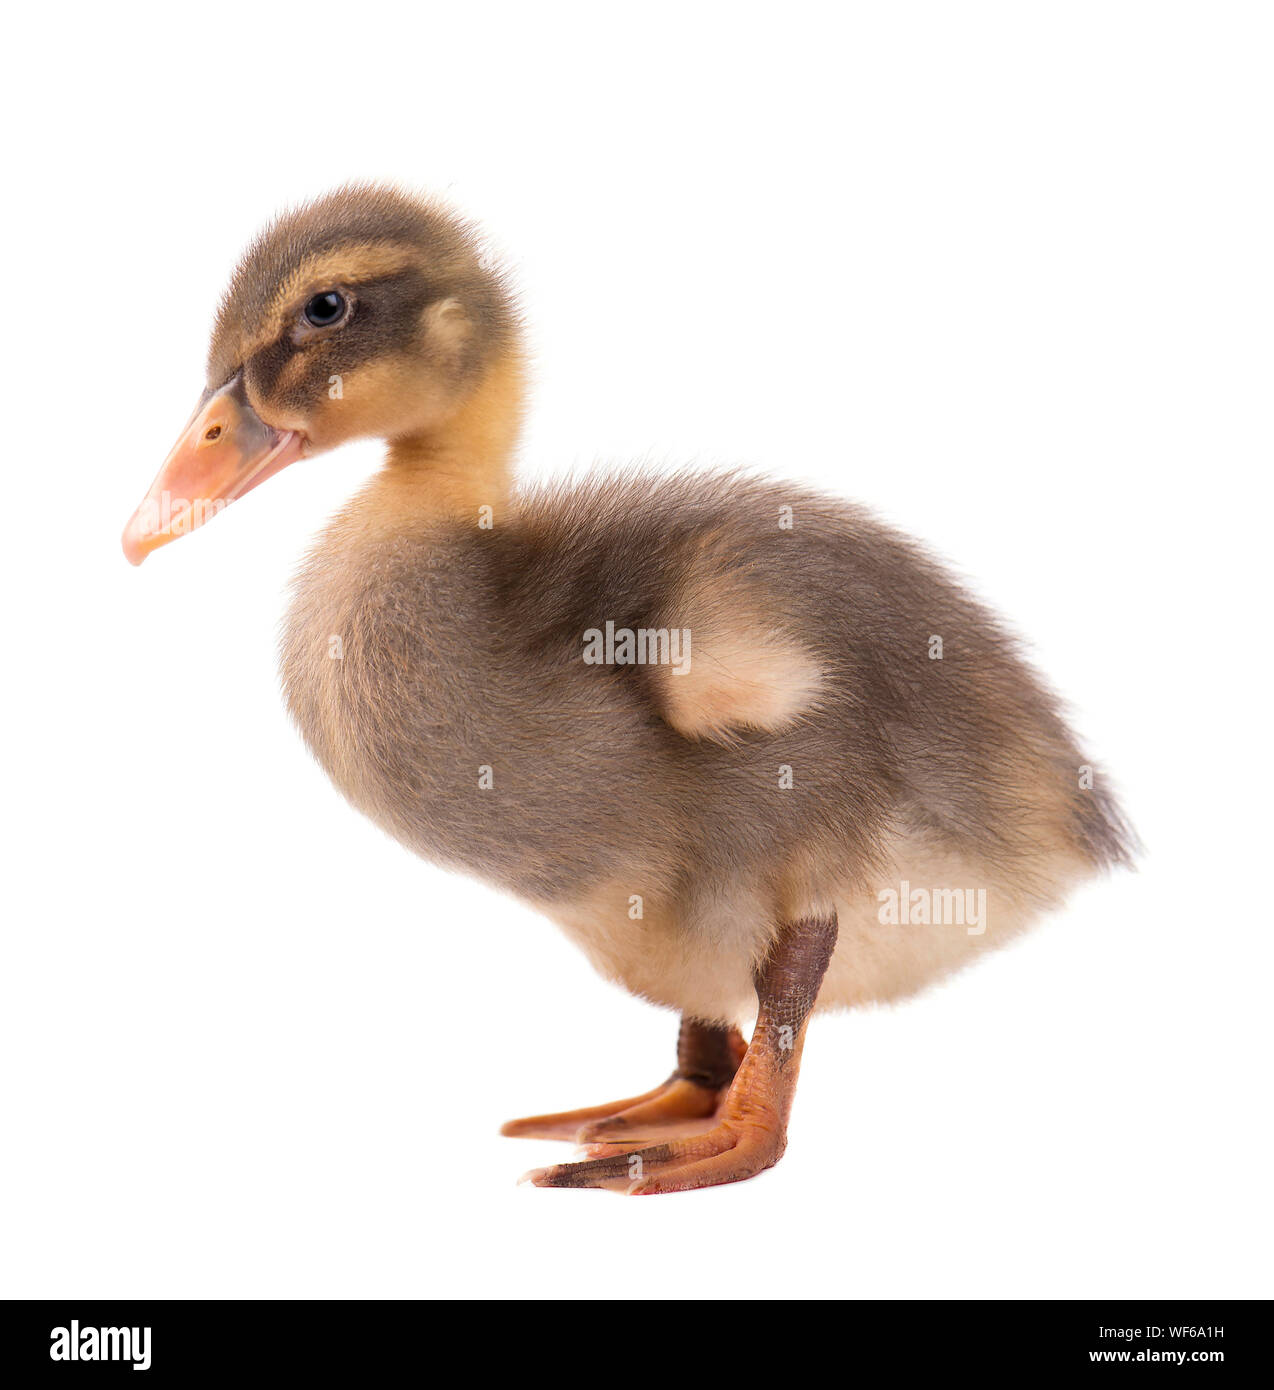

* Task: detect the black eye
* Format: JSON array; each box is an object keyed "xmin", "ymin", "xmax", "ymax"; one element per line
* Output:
[{"xmin": 303, "ymin": 291, "xmax": 347, "ymax": 327}]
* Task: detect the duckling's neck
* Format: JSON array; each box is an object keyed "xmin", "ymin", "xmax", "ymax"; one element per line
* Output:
[{"xmin": 379, "ymin": 350, "xmax": 526, "ymax": 527}]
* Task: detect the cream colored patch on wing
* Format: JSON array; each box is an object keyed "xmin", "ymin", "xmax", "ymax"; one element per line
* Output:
[{"xmin": 657, "ymin": 620, "xmax": 824, "ymax": 742}]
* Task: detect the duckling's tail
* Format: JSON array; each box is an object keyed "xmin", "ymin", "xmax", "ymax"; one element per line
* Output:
[{"xmin": 1074, "ymin": 772, "xmax": 1140, "ymax": 871}]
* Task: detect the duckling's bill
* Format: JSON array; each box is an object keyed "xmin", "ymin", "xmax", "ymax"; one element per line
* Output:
[{"xmin": 122, "ymin": 373, "xmax": 305, "ymax": 565}]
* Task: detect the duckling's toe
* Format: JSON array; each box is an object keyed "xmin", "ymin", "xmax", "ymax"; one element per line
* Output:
[
  {"xmin": 522, "ymin": 1119, "xmax": 784, "ymax": 1195},
  {"xmin": 574, "ymin": 1077, "xmax": 726, "ymax": 1143},
  {"xmin": 500, "ymin": 1076, "xmax": 723, "ymax": 1144}
]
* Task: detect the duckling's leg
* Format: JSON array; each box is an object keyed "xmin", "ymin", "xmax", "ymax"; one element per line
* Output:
[
  {"xmin": 524, "ymin": 913, "xmax": 838, "ymax": 1194},
  {"xmin": 500, "ymin": 1018, "xmax": 746, "ymax": 1143}
]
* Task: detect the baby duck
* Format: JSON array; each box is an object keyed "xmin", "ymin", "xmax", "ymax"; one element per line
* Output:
[{"xmin": 122, "ymin": 185, "xmax": 1133, "ymax": 1194}]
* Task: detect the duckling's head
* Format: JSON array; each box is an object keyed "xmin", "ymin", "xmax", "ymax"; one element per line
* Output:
[{"xmin": 123, "ymin": 184, "xmax": 517, "ymax": 564}]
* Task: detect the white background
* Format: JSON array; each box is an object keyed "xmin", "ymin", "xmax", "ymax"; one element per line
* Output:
[{"xmin": 3, "ymin": 2, "xmax": 1270, "ymax": 1299}]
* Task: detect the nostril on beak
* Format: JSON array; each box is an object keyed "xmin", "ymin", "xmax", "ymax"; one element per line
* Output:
[{"xmin": 203, "ymin": 424, "xmax": 224, "ymax": 442}]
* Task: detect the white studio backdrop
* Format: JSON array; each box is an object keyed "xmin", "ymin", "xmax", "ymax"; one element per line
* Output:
[{"xmin": 1, "ymin": 2, "xmax": 1269, "ymax": 1298}]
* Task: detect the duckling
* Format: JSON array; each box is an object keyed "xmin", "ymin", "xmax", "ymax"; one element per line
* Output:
[{"xmin": 122, "ymin": 185, "xmax": 1134, "ymax": 1194}]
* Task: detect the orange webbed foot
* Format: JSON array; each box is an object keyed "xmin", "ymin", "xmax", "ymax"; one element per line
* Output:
[
  {"xmin": 509, "ymin": 916, "xmax": 838, "ymax": 1196},
  {"xmin": 501, "ymin": 1020, "xmax": 745, "ymax": 1144},
  {"xmin": 522, "ymin": 1113, "xmax": 785, "ymax": 1194},
  {"xmin": 500, "ymin": 1075, "xmax": 728, "ymax": 1144}
]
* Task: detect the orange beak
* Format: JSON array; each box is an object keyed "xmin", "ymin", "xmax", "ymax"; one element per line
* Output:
[{"xmin": 122, "ymin": 374, "xmax": 305, "ymax": 565}]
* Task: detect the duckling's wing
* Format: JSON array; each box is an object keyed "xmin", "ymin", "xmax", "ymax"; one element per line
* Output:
[
  {"xmin": 512, "ymin": 470, "xmax": 831, "ymax": 746},
  {"xmin": 648, "ymin": 558, "xmax": 826, "ymax": 743}
]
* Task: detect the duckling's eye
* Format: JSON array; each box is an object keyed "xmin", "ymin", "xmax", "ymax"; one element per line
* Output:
[{"xmin": 303, "ymin": 291, "xmax": 348, "ymax": 328}]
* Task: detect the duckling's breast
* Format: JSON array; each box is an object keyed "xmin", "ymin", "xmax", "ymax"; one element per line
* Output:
[{"xmin": 280, "ymin": 516, "xmax": 686, "ymax": 901}]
